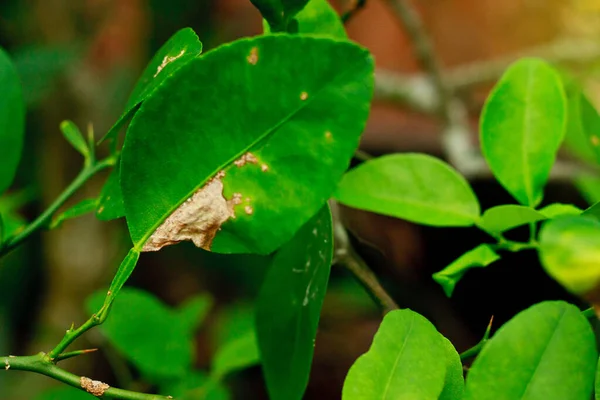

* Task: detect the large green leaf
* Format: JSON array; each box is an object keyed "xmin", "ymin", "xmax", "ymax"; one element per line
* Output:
[
  {"xmin": 0, "ymin": 48, "xmax": 25, "ymax": 194},
  {"xmin": 99, "ymin": 28, "xmax": 202, "ymax": 144},
  {"xmin": 478, "ymin": 205, "xmax": 545, "ymax": 235},
  {"xmin": 480, "ymin": 58, "xmax": 566, "ymax": 206},
  {"xmin": 121, "ymin": 35, "xmax": 373, "ymax": 254},
  {"xmin": 264, "ymin": 0, "xmax": 347, "ymax": 39},
  {"xmin": 256, "ymin": 205, "xmax": 332, "ymax": 400},
  {"xmin": 86, "ymin": 288, "xmax": 206, "ymax": 379},
  {"xmin": 539, "ymin": 215, "xmax": 600, "ymax": 295},
  {"xmin": 433, "ymin": 244, "xmax": 500, "ymax": 297},
  {"xmin": 342, "ymin": 309, "xmax": 446, "ymax": 400},
  {"xmin": 464, "ymin": 301, "xmax": 597, "ymax": 400},
  {"xmin": 440, "ymin": 337, "xmax": 465, "ymax": 400},
  {"xmin": 334, "ymin": 153, "xmax": 480, "ymax": 227}
]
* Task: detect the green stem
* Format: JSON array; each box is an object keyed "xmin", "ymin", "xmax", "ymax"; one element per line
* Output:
[
  {"xmin": 0, "ymin": 157, "xmax": 114, "ymax": 257},
  {"xmin": 54, "ymin": 348, "xmax": 98, "ymax": 363},
  {"xmin": 3, "ymin": 354, "xmax": 170, "ymax": 399}
]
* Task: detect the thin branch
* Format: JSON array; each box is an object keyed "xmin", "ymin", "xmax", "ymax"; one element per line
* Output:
[
  {"xmin": 0, "ymin": 156, "xmax": 115, "ymax": 257},
  {"xmin": 54, "ymin": 348, "xmax": 98, "ymax": 363},
  {"xmin": 3, "ymin": 354, "xmax": 171, "ymax": 400},
  {"xmin": 332, "ymin": 203, "xmax": 399, "ymax": 314}
]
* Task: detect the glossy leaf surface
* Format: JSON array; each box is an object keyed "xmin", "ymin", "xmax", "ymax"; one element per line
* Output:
[
  {"xmin": 539, "ymin": 203, "xmax": 582, "ymax": 218},
  {"xmin": 539, "ymin": 216, "xmax": 600, "ymax": 295},
  {"xmin": 439, "ymin": 337, "xmax": 464, "ymax": 400},
  {"xmin": 335, "ymin": 153, "xmax": 480, "ymax": 227},
  {"xmin": 121, "ymin": 35, "xmax": 373, "ymax": 254},
  {"xmin": 256, "ymin": 205, "xmax": 332, "ymax": 400},
  {"xmin": 464, "ymin": 301, "xmax": 597, "ymax": 400},
  {"xmin": 478, "ymin": 205, "xmax": 545, "ymax": 235},
  {"xmin": 480, "ymin": 58, "xmax": 566, "ymax": 206},
  {"xmin": 343, "ymin": 309, "xmax": 446, "ymax": 400},
  {"xmin": 433, "ymin": 244, "xmax": 500, "ymax": 297},
  {"xmin": 0, "ymin": 48, "xmax": 25, "ymax": 194},
  {"xmin": 99, "ymin": 28, "xmax": 202, "ymax": 144}
]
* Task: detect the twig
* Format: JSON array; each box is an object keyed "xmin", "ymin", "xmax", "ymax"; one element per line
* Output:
[
  {"xmin": 341, "ymin": 0, "xmax": 367, "ymax": 23},
  {"xmin": 54, "ymin": 348, "xmax": 98, "ymax": 363},
  {"xmin": 3, "ymin": 354, "xmax": 171, "ymax": 400},
  {"xmin": 0, "ymin": 156, "xmax": 115, "ymax": 257},
  {"xmin": 332, "ymin": 203, "xmax": 399, "ymax": 314}
]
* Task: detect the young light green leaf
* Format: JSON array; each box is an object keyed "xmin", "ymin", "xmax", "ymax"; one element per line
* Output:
[
  {"xmin": 480, "ymin": 58, "xmax": 566, "ymax": 206},
  {"xmin": 539, "ymin": 203, "xmax": 582, "ymax": 218},
  {"xmin": 256, "ymin": 205, "xmax": 332, "ymax": 400},
  {"xmin": 121, "ymin": 35, "xmax": 373, "ymax": 254},
  {"xmin": 464, "ymin": 301, "xmax": 597, "ymax": 400},
  {"xmin": 99, "ymin": 28, "xmax": 202, "ymax": 145},
  {"xmin": 87, "ymin": 287, "xmax": 196, "ymax": 379},
  {"xmin": 49, "ymin": 198, "xmax": 98, "ymax": 229},
  {"xmin": 0, "ymin": 48, "xmax": 25, "ymax": 195},
  {"xmin": 539, "ymin": 216, "xmax": 600, "ymax": 295},
  {"xmin": 439, "ymin": 337, "xmax": 464, "ymax": 400},
  {"xmin": 576, "ymin": 173, "xmax": 600, "ymax": 205},
  {"xmin": 582, "ymin": 201, "xmax": 600, "ymax": 220},
  {"xmin": 176, "ymin": 294, "xmax": 212, "ymax": 334},
  {"xmin": 335, "ymin": 153, "xmax": 480, "ymax": 227},
  {"xmin": 343, "ymin": 309, "xmax": 446, "ymax": 400},
  {"xmin": 96, "ymin": 162, "xmax": 125, "ymax": 221},
  {"xmin": 211, "ymin": 330, "xmax": 260, "ymax": 380},
  {"xmin": 433, "ymin": 244, "xmax": 500, "ymax": 297},
  {"xmin": 263, "ymin": 0, "xmax": 347, "ymax": 39},
  {"xmin": 563, "ymin": 79, "xmax": 599, "ymax": 164},
  {"xmin": 59, "ymin": 120, "xmax": 89, "ymax": 159},
  {"xmin": 478, "ymin": 204, "xmax": 545, "ymax": 235},
  {"xmin": 103, "ymin": 248, "xmax": 140, "ymax": 309}
]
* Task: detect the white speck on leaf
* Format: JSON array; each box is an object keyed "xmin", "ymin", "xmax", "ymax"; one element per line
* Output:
[
  {"xmin": 300, "ymin": 91, "xmax": 308, "ymax": 100},
  {"xmin": 244, "ymin": 205, "xmax": 254, "ymax": 215},
  {"xmin": 154, "ymin": 49, "xmax": 185, "ymax": 77},
  {"xmin": 261, "ymin": 163, "xmax": 269, "ymax": 172},
  {"xmin": 247, "ymin": 47, "xmax": 259, "ymax": 65},
  {"xmin": 142, "ymin": 171, "xmax": 234, "ymax": 252}
]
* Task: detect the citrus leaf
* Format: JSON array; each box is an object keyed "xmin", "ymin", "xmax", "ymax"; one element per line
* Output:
[
  {"xmin": 96, "ymin": 162, "xmax": 125, "ymax": 221},
  {"xmin": 0, "ymin": 47, "xmax": 25, "ymax": 195},
  {"xmin": 176, "ymin": 293, "xmax": 212, "ymax": 334},
  {"xmin": 98, "ymin": 28, "xmax": 202, "ymax": 145},
  {"xmin": 433, "ymin": 244, "xmax": 500, "ymax": 297},
  {"xmin": 342, "ymin": 309, "xmax": 446, "ymax": 400},
  {"xmin": 159, "ymin": 371, "xmax": 230, "ymax": 400},
  {"xmin": 539, "ymin": 215, "xmax": 600, "ymax": 295},
  {"xmin": 60, "ymin": 120, "xmax": 89, "ymax": 159},
  {"xmin": 211, "ymin": 330, "xmax": 260, "ymax": 380},
  {"xmin": 256, "ymin": 205, "xmax": 332, "ymax": 400},
  {"xmin": 539, "ymin": 203, "xmax": 582, "ymax": 219},
  {"xmin": 582, "ymin": 201, "xmax": 600, "ymax": 220},
  {"xmin": 439, "ymin": 337, "xmax": 465, "ymax": 400},
  {"xmin": 121, "ymin": 35, "xmax": 373, "ymax": 254},
  {"xmin": 563, "ymin": 79, "xmax": 599, "ymax": 164},
  {"xmin": 264, "ymin": 0, "xmax": 347, "ymax": 39},
  {"xmin": 464, "ymin": 301, "xmax": 597, "ymax": 400},
  {"xmin": 334, "ymin": 153, "xmax": 480, "ymax": 227},
  {"xmin": 103, "ymin": 248, "xmax": 140, "ymax": 309},
  {"xmin": 49, "ymin": 198, "xmax": 97, "ymax": 229},
  {"xmin": 480, "ymin": 58, "xmax": 566, "ymax": 206},
  {"xmin": 478, "ymin": 205, "xmax": 546, "ymax": 235},
  {"xmin": 87, "ymin": 287, "xmax": 197, "ymax": 379},
  {"xmin": 253, "ymin": 0, "xmax": 310, "ymax": 32}
]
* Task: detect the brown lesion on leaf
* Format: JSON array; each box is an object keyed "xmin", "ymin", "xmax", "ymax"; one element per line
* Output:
[
  {"xmin": 244, "ymin": 205, "xmax": 254, "ymax": 215},
  {"xmin": 247, "ymin": 47, "xmax": 259, "ymax": 65},
  {"xmin": 154, "ymin": 49, "xmax": 186, "ymax": 77},
  {"xmin": 591, "ymin": 135, "xmax": 599, "ymax": 146},
  {"xmin": 324, "ymin": 131, "xmax": 333, "ymax": 141},
  {"xmin": 80, "ymin": 376, "xmax": 110, "ymax": 396},
  {"xmin": 300, "ymin": 91, "xmax": 308, "ymax": 100},
  {"xmin": 234, "ymin": 152, "xmax": 258, "ymax": 167}
]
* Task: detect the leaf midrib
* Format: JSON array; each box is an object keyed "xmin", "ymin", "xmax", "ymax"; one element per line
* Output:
[{"xmin": 381, "ymin": 314, "xmax": 415, "ymax": 399}]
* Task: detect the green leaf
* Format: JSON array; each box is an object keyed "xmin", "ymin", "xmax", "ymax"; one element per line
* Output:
[
  {"xmin": 0, "ymin": 47, "xmax": 25, "ymax": 195},
  {"xmin": 539, "ymin": 216, "xmax": 600, "ymax": 295},
  {"xmin": 35, "ymin": 386, "xmax": 94, "ymax": 400},
  {"xmin": 103, "ymin": 248, "xmax": 140, "ymax": 309},
  {"xmin": 264, "ymin": 0, "xmax": 347, "ymax": 39},
  {"xmin": 212, "ymin": 303, "xmax": 256, "ymax": 348},
  {"xmin": 576, "ymin": 173, "xmax": 600, "ymax": 205},
  {"xmin": 49, "ymin": 198, "xmax": 98, "ymax": 229},
  {"xmin": 478, "ymin": 205, "xmax": 546, "ymax": 235},
  {"xmin": 96, "ymin": 162, "xmax": 125, "ymax": 221},
  {"xmin": 211, "ymin": 330, "xmax": 260, "ymax": 380},
  {"xmin": 99, "ymin": 28, "xmax": 202, "ymax": 145},
  {"xmin": 433, "ymin": 244, "xmax": 500, "ymax": 297},
  {"xmin": 87, "ymin": 287, "xmax": 196, "ymax": 379},
  {"xmin": 160, "ymin": 371, "xmax": 230, "ymax": 400},
  {"xmin": 595, "ymin": 357, "xmax": 600, "ymax": 400},
  {"xmin": 563, "ymin": 80, "xmax": 599, "ymax": 164},
  {"xmin": 464, "ymin": 301, "xmax": 597, "ymax": 400},
  {"xmin": 583, "ymin": 201, "xmax": 600, "ymax": 220},
  {"xmin": 256, "ymin": 205, "xmax": 333, "ymax": 400},
  {"xmin": 253, "ymin": 0, "xmax": 310, "ymax": 32},
  {"xmin": 439, "ymin": 337, "xmax": 465, "ymax": 400},
  {"xmin": 60, "ymin": 120, "xmax": 89, "ymax": 159},
  {"xmin": 335, "ymin": 153, "xmax": 480, "ymax": 227},
  {"xmin": 539, "ymin": 203, "xmax": 582, "ymax": 218},
  {"xmin": 176, "ymin": 293, "xmax": 212, "ymax": 334},
  {"xmin": 480, "ymin": 58, "xmax": 566, "ymax": 206},
  {"xmin": 342, "ymin": 309, "xmax": 446, "ymax": 400},
  {"xmin": 121, "ymin": 35, "xmax": 373, "ymax": 254}
]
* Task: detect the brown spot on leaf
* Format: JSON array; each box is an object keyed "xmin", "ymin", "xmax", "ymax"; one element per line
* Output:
[
  {"xmin": 261, "ymin": 163, "xmax": 269, "ymax": 172},
  {"xmin": 234, "ymin": 152, "xmax": 258, "ymax": 167},
  {"xmin": 325, "ymin": 131, "xmax": 332, "ymax": 141},
  {"xmin": 154, "ymin": 49, "xmax": 185, "ymax": 77},
  {"xmin": 245, "ymin": 205, "xmax": 254, "ymax": 215},
  {"xmin": 142, "ymin": 171, "xmax": 234, "ymax": 252},
  {"xmin": 300, "ymin": 91, "xmax": 308, "ymax": 100},
  {"xmin": 80, "ymin": 377, "xmax": 110, "ymax": 396},
  {"xmin": 592, "ymin": 135, "xmax": 600, "ymax": 146},
  {"xmin": 247, "ymin": 47, "xmax": 259, "ymax": 65}
]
